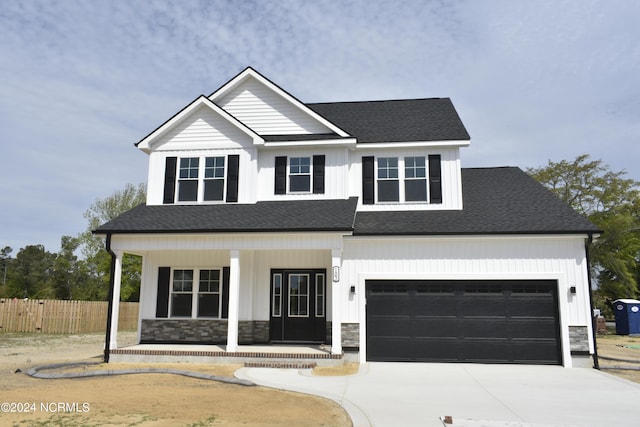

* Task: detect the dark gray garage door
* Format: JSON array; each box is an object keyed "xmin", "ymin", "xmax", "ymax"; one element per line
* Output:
[{"xmin": 366, "ymin": 280, "xmax": 562, "ymax": 364}]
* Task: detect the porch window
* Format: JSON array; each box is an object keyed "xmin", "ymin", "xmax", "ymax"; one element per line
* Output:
[
  {"xmin": 168, "ymin": 268, "xmax": 226, "ymax": 318},
  {"xmin": 197, "ymin": 270, "xmax": 221, "ymax": 317},
  {"xmin": 171, "ymin": 269, "xmax": 193, "ymax": 317}
]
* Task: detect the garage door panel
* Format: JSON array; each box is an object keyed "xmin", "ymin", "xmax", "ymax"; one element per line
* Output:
[
  {"xmin": 366, "ymin": 280, "xmax": 561, "ymax": 365},
  {"xmin": 412, "ymin": 317, "xmax": 458, "ymax": 337}
]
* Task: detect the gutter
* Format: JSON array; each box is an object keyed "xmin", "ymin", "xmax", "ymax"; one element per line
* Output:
[
  {"xmin": 104, "ymin": 233, "xmax": 116, "ymax": 363},
  {"xmin": 586, "ymin": 232, "xmax": 599, "ymax": 369}
]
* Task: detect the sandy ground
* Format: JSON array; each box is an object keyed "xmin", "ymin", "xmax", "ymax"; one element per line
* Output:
[{"xmin": 0, "ymin": 332, "xmax": 351, "ymax": 427}]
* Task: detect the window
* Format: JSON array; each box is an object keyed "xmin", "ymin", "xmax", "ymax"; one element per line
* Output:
[
  {"xmin": 404, "ymin": 156, "xmax": 427, "ymax": 201},
  {"xmin": 169, "ymin": 268, "xmax": 226, "ymax": 318},
  {"xmin": 377, "ymin": 157, "xmax": 399, "ymax": 201},
  {"xmin": 198, "ymin": 270, "xmax": 221, "ymax": 317},
  {"xmin": 288, "ymin": 274, "xmax": 309, "ymax": 317},
  {"xmin": 315, "ymin": 274, "xmax": 325, "ymax": 317},
  {"xmin": 274, "ymin": 155, "xmax": 325, "ymax": 195},
  {"xmin": 164, "ymin": 155, "xmax": 240, "ymax": 204},
  {"xmin": 364, "ymin": 155, "xmax": 441, "ymax": 204},
  {"xmin": 171, "ymin": 269, "xmax": 193, "ymax": 317},
  {"xmin": 272, "ymin": 273, "xmax": 282, "ymax": 317},
  {"xmin": 178, "ymin": 158, "xmax": 199, "ymax": 202},
  {"xmin": 204, "ymin": 157, "xmax": 225, "ymax": 201},
  {"xmin": 289, "ymin": 157, "xmax": 311, "ymax": 192}
]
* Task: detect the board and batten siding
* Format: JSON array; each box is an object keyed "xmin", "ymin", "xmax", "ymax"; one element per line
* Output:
[
  {"xmin": 341, "ymin": 236, "xmax": 592, "ymax": 327},
  {"xmin": 215, "ymin": 76, "xmax": 333, "ymax": 135},
  {"xmin": 137, "ymin": 248, "xmax": 333, "ymax": 323},
  {"xmin": 348, "ymin": 147, "xmax": 463, "ymax": 210},
  {"xmin": 146, "ymin": 148, "xmax": 258, "ymax": 205},
  {"xmin": 257, "ymin": 147, "xmax": 349, "ymax": 201}
]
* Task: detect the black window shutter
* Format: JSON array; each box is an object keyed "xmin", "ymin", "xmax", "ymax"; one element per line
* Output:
[
  {"xmin": 156, "ymin": 267, "xmax": 171, "ymax": 318},
  {"xmin": 274, "ymin": 156, "xmax": 287, "ymax": 195},
  {"xmin": 222, "ymin": 266, "xmax": 230, "ymax": 319},
  {"xmin": 429, "ymin": 155, "xmax": 442, "ymax": 204},
  {"xmin": 312, "ymin": 155, "xmax": 325, "ymax": 194},
  {"xmin": 163, "ymin": 157, "xmax": 177, "ymax": 204},
  {"xmin": 362, "ymin": 156, "xmax": 375, "ymax": 204},
  {"xmin": 226, "ymin": 155, "xmax": 240, "ymax": 202}
]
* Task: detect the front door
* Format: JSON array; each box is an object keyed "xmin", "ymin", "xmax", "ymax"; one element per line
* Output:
[{"xmin": 270, "ymin": 269, "xmax": 326, "ymax": 343}]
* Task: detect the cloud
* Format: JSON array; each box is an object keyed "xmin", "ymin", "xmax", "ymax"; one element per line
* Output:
[{"xmin": 0, "ymin": 0, "xmax": 639, "ymax": 253}]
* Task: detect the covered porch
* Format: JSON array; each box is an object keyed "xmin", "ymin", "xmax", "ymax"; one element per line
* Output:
[{"xmin": 104, "ymin": 232, "xmax": 350, "ymax": 362}]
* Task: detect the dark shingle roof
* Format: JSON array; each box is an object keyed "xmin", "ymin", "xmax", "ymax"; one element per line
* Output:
[
  {"xmin": 95, "ymin": 197, "xmax": 359, "ymax": 234},
  {"xmin": 95, "ymin": 169, "xmax": 599, "ymax": 237},
  {"xmin": 354, "ymin": 167, "xmax": 600, "ymax": 235},
  {"xmin": 307, "ymin": 98, "xmax": 470, "ymax": 143}
]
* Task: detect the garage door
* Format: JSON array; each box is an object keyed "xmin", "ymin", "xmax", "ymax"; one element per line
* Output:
[{"xmin": 366, "ymin": 280, "xmax": 562, "ymax": 364}]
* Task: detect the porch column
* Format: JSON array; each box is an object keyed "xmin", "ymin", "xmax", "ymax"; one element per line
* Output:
[
  {"xmin": 109, "ymin": 250, "xmax": 123, "ymax": 350},
  {"xmin": 331, "ymin": 249, "xmax": 343, "ymax": 355},
  {"xmin": 226, "ymin": 250, "xmax": 240, "ymax": 352}
]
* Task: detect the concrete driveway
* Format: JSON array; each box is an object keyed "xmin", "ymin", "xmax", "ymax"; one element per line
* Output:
[{"xmin": 237, "ymin": 363, "xmax": 640, "ymax": 427}]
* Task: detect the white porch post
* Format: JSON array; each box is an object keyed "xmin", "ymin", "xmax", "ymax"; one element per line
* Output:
[
  {"xmin": 226, "ymin": 250, "xmax": 240, "ymax": 352},
  {"xmin": 109, "ymin": 250, "xmax": 123, "ymax": 350},
  {"xmin": 331, "ymin": 249, "xmax": 343, "ymax": 355}
]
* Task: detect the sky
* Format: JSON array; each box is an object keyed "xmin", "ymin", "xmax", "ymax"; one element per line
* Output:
[{"xmin": 1, "ymin": 0, "xmax": 639, "ymax": 254}]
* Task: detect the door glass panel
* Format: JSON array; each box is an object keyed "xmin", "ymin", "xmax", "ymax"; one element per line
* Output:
[
  {"xmin": 289, "ymin": 274, "xmax": 309, "ymax": 317},
  {"xmin": 316, "ymin": 274, "xmax": 325, "ymax": 317},
  {"xmin": 272, "ymin": 273, "xmax": 282, "ymax": 317}
]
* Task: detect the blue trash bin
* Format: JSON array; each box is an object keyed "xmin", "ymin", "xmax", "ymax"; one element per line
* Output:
[{"xmin": 613, "ymin": 299, "xmax": 640, "ymax": 335}]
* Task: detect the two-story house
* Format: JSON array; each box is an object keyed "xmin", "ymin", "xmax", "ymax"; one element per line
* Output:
[{"xmin": 95, "ymin": 67, "xmax": 600, "ymax": 368}]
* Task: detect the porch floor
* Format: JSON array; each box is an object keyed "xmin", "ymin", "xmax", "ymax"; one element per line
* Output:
[{"xmin": 109, "ymin": 343, "xmax": 345, "ymax": 368}]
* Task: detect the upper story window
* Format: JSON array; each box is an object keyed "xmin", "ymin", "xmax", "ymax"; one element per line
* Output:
[
  {"xmin": 163, "ymin": 155, "xmax": 239, "ymax": 204},
  {"xmin": 289, "ymin": 157, "xmax": 311, "ymax": 192},
  {"xmin": 362, "ymin": 154, "xmax": 442, "ymax": 205},
  {"xmin": 275, "ymin": 155, "xmax": 325, "ymax": 195}
]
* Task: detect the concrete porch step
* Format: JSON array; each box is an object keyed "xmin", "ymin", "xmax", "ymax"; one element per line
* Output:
[{"xmin": 244, "ymin": 361, "xmax": 318, "ymax": 369}]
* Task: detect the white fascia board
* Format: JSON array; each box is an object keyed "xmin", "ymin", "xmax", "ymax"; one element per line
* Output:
[
  {"xmin": 136, "ymin": 95, "xmax": 264, "ymax": 153},
  {"xmin": 262, "ymin": 138, "xmax": 357, "ymax": 149},
  {"xmin": 209, "ymin": 67, "xmax": 350, "ymax": 138},
  {"xmin": 354, "ymin": 139, "xmax": 471, "ymax": 150}
]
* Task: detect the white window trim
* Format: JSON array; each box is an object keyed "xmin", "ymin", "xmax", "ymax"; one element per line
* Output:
[
  {"xmin": 288, "ymin": 156, "xmax": 312, "ymax": 194},
  {"xmin": 176, "ymin": 156, "xmax": 227, "ymax": 204},
  {"xmin": 169, "ymin": 267, "xmax": 224, "ymax": 319},
  {"xmin": 375, "ymin": 156, "xmax": 430, "ymax": 204}
]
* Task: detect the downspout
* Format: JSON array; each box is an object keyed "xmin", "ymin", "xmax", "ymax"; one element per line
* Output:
[
  {"xmin": 586, "ymin": 232, "xmax": 599, "ymax": 369},
  {"xmin": 104, "ymin": 233, "xmax": 116, "ymax": 363}
]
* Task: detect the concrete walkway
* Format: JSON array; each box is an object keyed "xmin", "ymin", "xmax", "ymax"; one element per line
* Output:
[{"xmin": 236, "ymin": 363, "xmax": 640, "ymax": 427}]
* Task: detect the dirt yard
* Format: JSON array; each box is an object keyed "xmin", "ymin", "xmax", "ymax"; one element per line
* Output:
[
  {"xmin": 597, "ymin": 332, "xmax": 640, "ymax": 384},
  {"xmin": 0, "ymin": 332, "xmax": 352, "ymax": 426}
]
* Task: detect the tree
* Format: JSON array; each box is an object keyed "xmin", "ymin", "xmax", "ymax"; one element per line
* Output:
[
  {"xmin": 79, "ymin": 183, "xmax": 146, "ymax": 301},
  {"xmin": 528, "ymin": 155, "xmax": 640, "ymax": 304},
  {"xmin": 0, "ymin": 246, "xmax": 13, "ymax": 297},
  {"xmin": 5, "ymin": 245, "xmax": 56, "ymax": 298}
]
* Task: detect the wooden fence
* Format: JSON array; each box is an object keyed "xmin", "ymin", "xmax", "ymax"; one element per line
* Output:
[{"xmin": 0, "ymin": 299, "xmax": 139, "ymax": 334}]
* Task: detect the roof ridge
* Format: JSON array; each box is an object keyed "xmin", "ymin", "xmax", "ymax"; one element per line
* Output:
[{"xmin": 307, "ymin": 98, "xmax": 449, "ymax": 106}]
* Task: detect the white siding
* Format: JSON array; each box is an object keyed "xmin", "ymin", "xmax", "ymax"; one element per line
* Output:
[
  {"xmin": 341, "ymin": 236, "xmax": 591, "ymax": 324},
  {"xmin": 150, "ymin": 105, "xmax": 253, "ymax": 151},
  {"xmin": 216, "ymin": 76, "xmax": 332, "ymax": 135},
  {"xmin": 257, "ymin": 147, "xmax": 350, "ymax": 201},
  {"xmin": 349, "ymin": 146, "xmax": 463, "ymax": 210}
]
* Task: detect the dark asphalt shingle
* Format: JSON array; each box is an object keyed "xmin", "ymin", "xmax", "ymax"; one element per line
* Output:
[
  {"xmin": 307, "ymin": 98, "xmax": 470, "ymax": 143},
  {"xmin": 354, "ymin": 167, "xmax": 600, "ymax": 235},
  {"xmin": 95, "ymin": 197, "xmax": 359, "ymax": 234}
]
